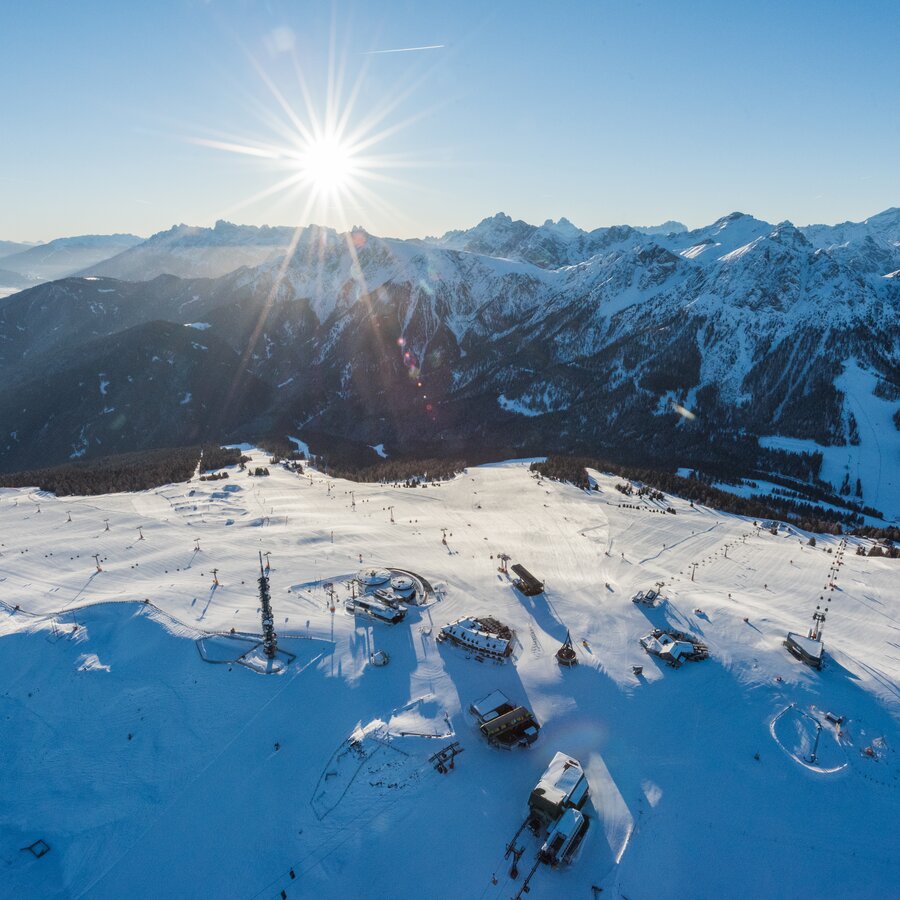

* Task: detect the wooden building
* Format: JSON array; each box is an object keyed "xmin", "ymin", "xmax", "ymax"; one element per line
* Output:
[
  {"xmin": 511, "ymin": 564, "xmax": 544, "ymax": 596},
  {"xmin": 470, "ymin": 690, "xmax": 540, "ymax": 748}
]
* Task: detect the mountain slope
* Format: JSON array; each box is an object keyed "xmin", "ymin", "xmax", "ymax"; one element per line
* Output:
[
  {"xmin": 0, "ymin": 233, "xmax": 142, "ymax": 281},
  {"xmin": 0, "ymin": 239, "xmax": 38, "ymax": 259},
  {"xmin": 1, "ymin": 212, "xmax": 897, "ymax": 521},
  {"xmin": 0, "ymin": 320, "xmax": 271, "ymax": 470},
  {"xmin": 80, "ymin": 220, "xmax": 297, "ymax": 281}
]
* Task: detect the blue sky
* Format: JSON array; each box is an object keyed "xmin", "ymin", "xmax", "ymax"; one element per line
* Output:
[{"xmin": 1, "ymin": 0, "xmax": 898, "ymax": 242}]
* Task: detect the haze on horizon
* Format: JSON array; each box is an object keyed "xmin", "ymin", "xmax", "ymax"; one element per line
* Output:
[{"xmin": 2, "ymin": 0, "xmax": 898, "ymax": 244}]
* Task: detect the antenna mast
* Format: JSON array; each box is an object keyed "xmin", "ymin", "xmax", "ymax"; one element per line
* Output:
[{"xmin": 258, "ymin": 551, "xmax": 278, "ymax": 659}]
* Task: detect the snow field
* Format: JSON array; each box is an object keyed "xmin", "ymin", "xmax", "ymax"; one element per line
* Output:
[{"xmin": 1, "ymin": 453, "xmax": 898, "ymax": 899}]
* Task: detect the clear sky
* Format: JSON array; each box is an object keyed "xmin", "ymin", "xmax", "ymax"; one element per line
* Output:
[{"xmin": 2, "ymin": 0, "xmax": 898, "ymax": 242}]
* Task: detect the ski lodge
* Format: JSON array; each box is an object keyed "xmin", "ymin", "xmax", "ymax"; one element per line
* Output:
[
  {"xmin": 470, "ymin": 690, "xmax": 540, "ymax": 748},
  {"xmin": 640, "ymin": 628, "xmax": 708, "ymax": 667},
  {"xmin": 540, "ymin": 807, "xmax": 586, "ymax": 867},
  {"xmin": 528, "ymin": 751, "xmax": 590, "ymax": 827},
  {"xmin": 511, "ymin": 564, "xmax": 544, "ymax": 596},
  {"xmin": 437, "ymin": 616, "xmax": 514, "ymax": 659}
]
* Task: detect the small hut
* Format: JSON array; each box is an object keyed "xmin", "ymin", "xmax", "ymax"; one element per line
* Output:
[
  {"xmin": 511, "ymin": 564, "xmax": 544, "ymax": 596},
  {"xmin": 556, "ymin": 631, "xmax": 578, "ymax": 667}
]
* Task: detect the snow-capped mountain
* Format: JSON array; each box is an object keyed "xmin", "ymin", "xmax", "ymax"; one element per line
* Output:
[
  {"xmin": 79, "ymin": 220, "xmax": 298, "ymax": 281},
  {"xmin": 429, "ymin": 213, "xmax": 649, "ymax": 268},
  {"xmin": 1, "ymin": 210, "xmax": 897, "ymax": 520},
  {"xmin": 802, "ymin": 206, "xmax": 900, "ymax": 249},
  {"xmin": 800, "ymin": 207, "xmax": 900, "ymax": 281},
  {"xmin": 633, "ymin": 219, "xmax": 688, "ymax": 235},
  {"xmin": 0, "ymin": 233, "xmax": 142, "ymax": 281}
]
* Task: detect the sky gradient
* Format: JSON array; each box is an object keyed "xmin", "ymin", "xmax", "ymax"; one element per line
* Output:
[{"xmin": 2, "ymin": 0, "xmax": 898, "ymax": 242}]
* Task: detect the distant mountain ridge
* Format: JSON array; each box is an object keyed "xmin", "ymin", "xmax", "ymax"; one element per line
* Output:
[
  {"xmin": 79, "ymin": 220, "xmax": 298, "ymax": 281},
  {"xmin": 427, "ymin": 208, "xmax": 900, "ymax": 274},
  {"xmin": 0, "ymin": 239, "xmax": 39, "ymax": 259},
  {"xmin": 1, "ymin": 206, "xmax": 897, "ymax": 524},
  {"xmin": 0, "ymin": 233, "xmax": 143, "ymax": 282},
  {"xmin": 3, "ymin": 207, "xmax": 897, "ymax": 285}
]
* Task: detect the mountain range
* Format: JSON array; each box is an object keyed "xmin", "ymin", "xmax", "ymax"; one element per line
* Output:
[
  {"xmin": 0, "ymin": 208, "xmax": 897, "ymax": 521},
  {"xmin": 0, "ymin": 233, "xmax": 143, "ymax": 283}
]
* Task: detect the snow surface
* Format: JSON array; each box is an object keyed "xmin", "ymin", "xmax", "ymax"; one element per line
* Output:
[
  {"xmin": 1, "ymin": 454, "xmax": 898, "ymax": 899},
  {"xmin": 759, "ymin": 361, "xmax": 900, "ymax": 523},
  {"xmin": 498, "ymin": 393, "xmax": 542, "ymax": 417},
  {"xmin": 287, "ymin": 436, "xmax": 310, "ymax": 459}
]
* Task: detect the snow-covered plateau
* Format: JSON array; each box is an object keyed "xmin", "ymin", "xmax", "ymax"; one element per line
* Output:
[{"xmin": 1, "ymin": 452, "xmax": 897, "ymax": 899}]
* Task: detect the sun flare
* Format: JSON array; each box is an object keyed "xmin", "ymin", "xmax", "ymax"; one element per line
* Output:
[
  {"xmin": 296, "ymin": 134, "xmax": 357, "ymax": 193},
  {"xmin": 188, "ymin": 41, "xmax": 427, "ymax": 232}
]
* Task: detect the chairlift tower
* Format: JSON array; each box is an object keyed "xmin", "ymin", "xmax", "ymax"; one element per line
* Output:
[
  {"xmin": 257, "ymin": 552, "xmax": 278, "ymax": 660},
  {"xmin": 809, "ymin": 605, "xmax": 828, "ymax": 641}
]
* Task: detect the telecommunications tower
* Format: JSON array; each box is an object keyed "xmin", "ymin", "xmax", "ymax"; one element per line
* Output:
[{"xmin": 258, "ymin": 551, "xmax": 278, "ymax": 660}]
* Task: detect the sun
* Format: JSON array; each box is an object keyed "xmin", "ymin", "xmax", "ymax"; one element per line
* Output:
[
  {"xmin": 296, "ymin": 134, "xmax": 357, "ymax": 193},
  {"xmin": 187, "ymin": 38, "xmax": 430, "ymax": 231}
]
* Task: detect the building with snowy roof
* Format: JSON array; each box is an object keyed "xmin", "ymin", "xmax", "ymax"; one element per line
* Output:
[
  {"xmin": 641, "ymin": 632, "xmax": 693, "ymax": 663},
  {"xmin": 528, "ymin": 752, "xmax": 589, "ymax": 826},
  {"xmin": 357, "ymin": 568, "xmax": 392, "ymax": 588},
  {"xmin": 470, "ymin": 689, "xmax": 540, "ymax": 748},
  {"xmin": 437, "ymin": 616, "xmax": 514, "ymax": 659},
  {"xmin": 639, "ymin": 628, "xmax": 708, "ymax": 666},
  {"xmin": 540, "ymin": 807, "xmax": 586, "ymax": 866},
  {"xmin": 345, "ymin": 595, "xmax": 405, "ymax": 624},
  {"xmin": 784, "ymin": 632, "xmax": 824, "ymax": 669}
]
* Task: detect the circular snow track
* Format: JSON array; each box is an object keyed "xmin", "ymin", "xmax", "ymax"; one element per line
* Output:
[{"xmin": 770, "ymin": 705, "xmax": 849, "ymax": 774}]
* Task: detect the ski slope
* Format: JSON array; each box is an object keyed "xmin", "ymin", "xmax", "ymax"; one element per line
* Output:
[
  {"xmin": 1, "ymin": 454, "xmax": 898, "ymax": 899},
  {"xmin": 760, "ymin": 360, "xmax": 900, "ymax": 524}
]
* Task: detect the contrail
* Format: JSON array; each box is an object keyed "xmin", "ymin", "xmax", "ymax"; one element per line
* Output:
[{"xmin": 364, "ymin": 44, "xmax": 445, "ymax": 55}]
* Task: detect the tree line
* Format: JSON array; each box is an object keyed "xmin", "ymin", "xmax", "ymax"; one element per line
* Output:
[
  {"xmin": 0, "ymin": 446, "xmax": 202, "ymax": 496},
  {"xmin": 0, "ymin": 444, "xmax": 250, "ymax": 496},
  {"xmin": 530, "ymin": 455, "xmax": 897, "ymax": 540}
]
